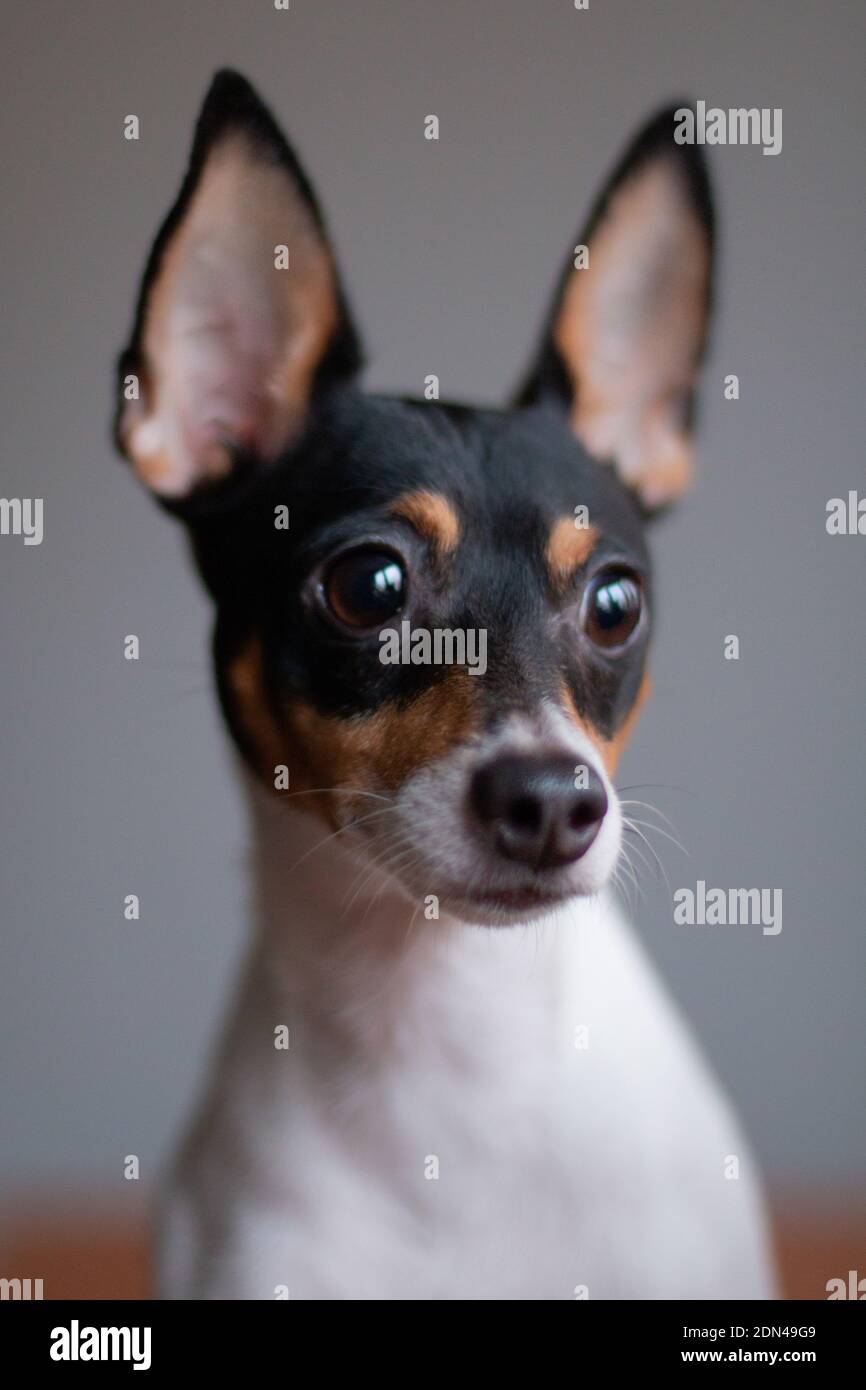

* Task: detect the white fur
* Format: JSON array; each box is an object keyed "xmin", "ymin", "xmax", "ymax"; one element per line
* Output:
[{"xmin": 158, "ymin": 716, "xmax": 776, "ymax": 1300}]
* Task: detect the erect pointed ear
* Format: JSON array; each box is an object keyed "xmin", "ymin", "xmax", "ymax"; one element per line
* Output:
[
  {"xmin": 114, "ymin": 70, "xmax": 361, "ymax": 500},
  {"xmin": 518, "ymin": 106, "xmax": 714, "ymax": 510}
]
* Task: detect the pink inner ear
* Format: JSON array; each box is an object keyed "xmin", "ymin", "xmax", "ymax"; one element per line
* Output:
[
  {"xmin": 122, "ymin": 132, "xmax": 338, "ymax": 498},
  {"xmin": 554, "ymin": 158, "xmax": 710, "ymax": 508},
  {"xmin": 169, "ymin": 263, "xmax": 286, "ymax": 460}
]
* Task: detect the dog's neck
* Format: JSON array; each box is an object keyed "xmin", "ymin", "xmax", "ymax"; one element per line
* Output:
[{"xmin": 237, "ymin": 775, "xmax": 596, "ymax": 1074}]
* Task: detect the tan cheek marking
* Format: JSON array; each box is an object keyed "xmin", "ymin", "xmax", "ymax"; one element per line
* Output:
[
  {"xmin": 225, "ymin": 634, "xmax": 479, "ymax": 828},
  {"xmin": 559, "ymin": 672, "xmax": 652, "ymax": 775},
  {"xmin": 390, "ymin": 490, "xmax": 460, "ymax": 560},
  {"xmin": 559, "ymin": 679, "xmax": 596, "ymax": 745},
  {"xmin": 286, "ymin": 672, "xmax": 478, "ymax": 809},
  {"xmin": 224, "ymin": 635, "xmax": 290, "ymax": 781},
  {"xmin": 546, "ymin": 518, "xmax": 598, "ymax": 590},
  {"xmin": 602, "ymin": 672, "xmax": 652, "ymax": 774}
]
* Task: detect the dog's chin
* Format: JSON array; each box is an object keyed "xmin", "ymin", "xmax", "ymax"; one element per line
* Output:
[
  {"xmin": 398, "ymin": 870, "xmax": 608, "ymax": 928},
  {"xmin": 350, "ymin": 819, "xmax": 619, "ymax": 928},
  {"xmin": 441, "ymin": 888, "xmax": 578, "ymax": 928},
  {"xmin": 354, "ymin": 843, "xmax": 616, "ymax": 928}
]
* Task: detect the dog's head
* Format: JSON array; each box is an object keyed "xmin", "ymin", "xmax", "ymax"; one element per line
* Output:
[{"xmin": 115, "ymin": 71, "xmax": 713, "ymax": 924}]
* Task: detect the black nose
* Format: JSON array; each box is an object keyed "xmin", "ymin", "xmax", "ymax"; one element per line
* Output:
[{"xmin": 469, "ymin": 753, "xmax": 608, "ymax": 870}]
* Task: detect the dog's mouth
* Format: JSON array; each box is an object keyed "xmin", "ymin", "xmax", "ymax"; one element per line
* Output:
[
  {"xmin": 346, "ymin": 819, "xmax": 588, "ymax": 921},
  {"xmin": 429, "ymin": 875, "xmax": 580, "ymax": 924},
  {"xmin": 460, "ymin": 883, "xmax": 571, "ymax": 912}
]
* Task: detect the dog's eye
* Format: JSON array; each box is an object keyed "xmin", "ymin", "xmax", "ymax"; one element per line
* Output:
[
  {"xmin": 323, "ymin": 548, "xmax": 407, "ymax": 631},
  {"xmin": 583, "ymin": 571, "xmax": 643, "ymax": 650}
]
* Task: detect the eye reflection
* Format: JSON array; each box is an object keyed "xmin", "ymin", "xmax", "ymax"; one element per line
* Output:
[{"xmin": 583, "ymin": 571, "xmax": 643, "ymax": 649}]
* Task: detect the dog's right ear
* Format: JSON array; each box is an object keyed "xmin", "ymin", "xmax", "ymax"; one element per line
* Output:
[{"xmin": 114, "ymin": 70, "xmax": 361, "ymax": 501}]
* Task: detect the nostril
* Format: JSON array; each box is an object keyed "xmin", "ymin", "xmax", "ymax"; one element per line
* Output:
[
  {"xmin": 508, "ymin": 796, "xmax": 542, "ymax": 834},
  {"xmin": 568, "ymin": 794, "xmax": 604, "ymax": 831}
]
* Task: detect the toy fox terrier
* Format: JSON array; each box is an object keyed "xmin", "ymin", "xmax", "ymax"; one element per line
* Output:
[{"xmin": 115, "ymin": 71, "xmax": 775, "ymax": 1299}]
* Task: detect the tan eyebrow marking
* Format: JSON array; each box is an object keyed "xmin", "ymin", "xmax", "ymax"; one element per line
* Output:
[
  {"xmin": 546, "ymin": 517, "xmax": 598, "ymax": 589},
  {"xmin": 390, "ymin": 490, "xmax": 460, "ymax": 559}
]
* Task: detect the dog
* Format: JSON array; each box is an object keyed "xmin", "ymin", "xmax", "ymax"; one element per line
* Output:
[{"xmin": 115, "ymin": 70, "xmax": 775, "ymax": 1299}]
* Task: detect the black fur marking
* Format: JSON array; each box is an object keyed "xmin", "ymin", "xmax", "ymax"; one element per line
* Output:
[
  {"xmin": 113, "ymin": 74, "xmax": 719, "ymax": 765},
  {"xmin": 193, "ymin": 390, "xmax": 651, "ymax": 745}
]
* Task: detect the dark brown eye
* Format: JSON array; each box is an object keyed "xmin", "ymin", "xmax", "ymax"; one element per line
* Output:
[
  {"xmin": 583, "ymin": 571, "xmax": 643, "ymax": 649},
  {"xmin": 323, "ymin": 548, "xmax": 407, "ymax": 630}
]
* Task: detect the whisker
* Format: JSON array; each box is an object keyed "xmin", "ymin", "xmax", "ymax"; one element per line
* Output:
[
  {"xmin": 623, "ymin": 815, "xmax": 688, "ymax": 857},
  {"xmin": 273, "ymin": 787, "xmax": 394, "ymax": 805},
  {"xmin": 340, "ymin": 827, "xmax": 418, "ymax": 916},
  {"xmin": 615, "ymin": 846, "xmax": 642, "ymax": 909},
  {"xmin": 359, "ymin": 844, "xmax": 425, "ymax": 927},
  {"xmin": 620, "ymin": 834, "xmax": 654, "ymax": 879},
  {"xmin": 612, "ymin": 860, "xmax": 638, "ymax": 912},
  {"xmin": 618, "ymin": 798, "xmax": 683, "ymax": 839},
  {"xmin": 622, "ymin": 817, "xmax": 672, "ymax": 899},
  {"xmin": 616, "ymin": 783, "xmax": 694, "ymax": 799},
  {"xmin": 283, "ymin": 802, "xmax": 399, "ymax": 881}
]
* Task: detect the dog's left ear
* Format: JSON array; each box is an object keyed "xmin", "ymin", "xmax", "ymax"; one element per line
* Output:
[
  {"xmin": 518, "ymin": 106, "xmax": 714, "ymax": 510},
  {"xmin": 115, "ymin": 70, "xmax": 361, "ymax": 500}
]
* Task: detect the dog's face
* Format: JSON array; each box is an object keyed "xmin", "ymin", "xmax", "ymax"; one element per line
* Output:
[{"xmin": 115, "ymin": 71, "xmax": 713, "ymax": 924}]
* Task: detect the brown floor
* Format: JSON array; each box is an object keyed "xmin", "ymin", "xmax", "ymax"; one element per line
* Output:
[
  {"xmin": 1, "ymin": 1192, "xmax": 863, "ymax": 1299},
  {"xmin": 769, "ymin": 1194, "xmax": 866, "ymax": 1300}
]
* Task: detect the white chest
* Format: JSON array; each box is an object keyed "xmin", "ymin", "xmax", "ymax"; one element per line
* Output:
[{"xmin": 160, "ymin": 826, "xmax": 774, "ymax": 1299}]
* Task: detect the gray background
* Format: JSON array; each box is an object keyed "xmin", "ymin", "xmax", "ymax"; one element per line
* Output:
[{"xmin": 1, "ymin": 0, "xmax": 864, "ymax": 1199}]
